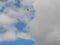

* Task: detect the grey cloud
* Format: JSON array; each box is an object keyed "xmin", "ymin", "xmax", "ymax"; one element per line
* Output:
[{"xmin": 29, "ymin": 0, "xmax": 60, "ymax": 45}]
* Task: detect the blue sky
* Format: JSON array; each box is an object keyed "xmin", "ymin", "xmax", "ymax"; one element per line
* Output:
[
  {"xmin": 0, "ymin": 38, "xmax": 34, "ymax": 45},
  {"xmin": 14, "ymin": 21, "xmax": 27, "ymax": 32}
]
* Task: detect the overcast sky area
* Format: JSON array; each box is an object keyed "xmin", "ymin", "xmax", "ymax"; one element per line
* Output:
[{"xmin": 29, "ymin": 0, "xmax": 60, "ymax": 45}]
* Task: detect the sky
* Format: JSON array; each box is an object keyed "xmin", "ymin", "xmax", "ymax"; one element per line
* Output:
[
  {"xmin": 0, "ymin": 38, "xmax": 34, "ymax": 45},
  {"xmin": 1, "ymin": 0, "xmax": 60, "ymax": 45},
  {"xmin": 0, "ymin": 0, "xmax": 35, "ymax": 45}
]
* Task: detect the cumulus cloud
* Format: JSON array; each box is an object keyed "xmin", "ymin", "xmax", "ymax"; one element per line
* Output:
[{"xmin": 0, "ymin": 0, "xmax": 35, "ymax": 42}]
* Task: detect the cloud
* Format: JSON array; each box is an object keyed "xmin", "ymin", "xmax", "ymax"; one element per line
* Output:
[
  {"xmin": 0, "ymin": 31, "xmax": 32, "ymax": 42},
  {"xmin": 0, "ymin": 0, "xmax": 35, "ymax": 42},
  {"xmin": 17, "ymin": 32, "xmax": 32, "ymax": 40},
  {"xmin": 0, "ymin": 14, "xmax": 17, "ymax": 25},
  {"xmin": 28, "ymin": 0, "xmax": 60, "ymax": 45},
  {"xmin": 21, "ymin": 0, "xmax": 34, "ymax": 5}
]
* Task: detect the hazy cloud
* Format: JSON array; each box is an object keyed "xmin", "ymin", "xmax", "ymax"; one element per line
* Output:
[{"xmin": 29, "ymin": 0, "xmax": 60, "ymax": 45}]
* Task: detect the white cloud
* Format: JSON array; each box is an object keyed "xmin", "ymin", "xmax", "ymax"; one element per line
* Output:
[
  {"xmin": 0, "ymin": 31, "xmax": 32, "ymax": 42},
  {"xmin": 0, "ymin": 14, "xmax": 33, "ymax": 42},
  {"xmin": 0, "ymin": 14, "xmax": 17, "ymax": 25},
  {"xmin": 0, "ymin": 32, "xmax": 16, "ymax": 42},
  {"xmin": 3, "ymin": 31, "xmax": 16, "ymax": 41},
  {"xmin": 0, "ymin": 0, "xmax": 35, "ymax": 42},
  {"xmin": 21, "ymin": 0, "xmax": 34, "ymax": 5},
  {"xmin": 17, "ymin": 32, "xmax": 32, "ymax": 40}
]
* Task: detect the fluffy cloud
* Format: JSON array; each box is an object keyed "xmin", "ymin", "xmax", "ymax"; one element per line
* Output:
[{"xmin": 0, "ymin": 0, "xmax": 35, "ymax": 42}]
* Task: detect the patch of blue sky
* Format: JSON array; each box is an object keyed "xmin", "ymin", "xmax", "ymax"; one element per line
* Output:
[
  {"xmin": 15, "ymin": 0, "xmax": 21, "ymax": 8},
  {"xmin": 0, "ymin": 38, "xmax": 34, "ymax": 45},
  {"xmin": 14, "ymin": 21, "xmax": 27, "ymax": 32}
]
